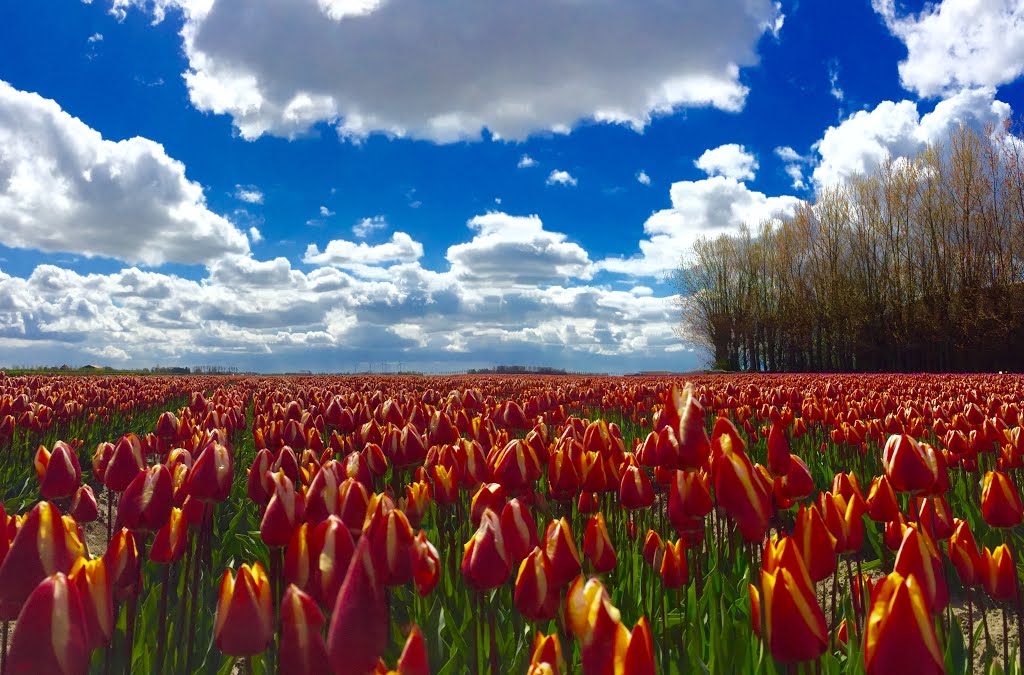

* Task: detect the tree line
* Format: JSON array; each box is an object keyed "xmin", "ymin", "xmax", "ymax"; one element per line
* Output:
[{"xmin": 677, "ymin": 123, "xmax": 1024, "ymax": 373}]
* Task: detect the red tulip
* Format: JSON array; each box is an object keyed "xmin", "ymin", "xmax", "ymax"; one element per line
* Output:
[
  {"xmin": 69, "ymin": 557, "xmax": 114, "ymax": 650},
  {"xmin": 150, "ymin": 507, "xmax": 188, "ymax": 564},
  {"xmin": 882, "ymin": 434, "xmax": 938, "ymax": 495},
  {"xmin": 529, "ymin": 632, "xmax": 564, "ymax": 675},
  {"xmin": 470, "ymin": 482, "xmax": 506, "ymax": 527},
  {"xmin": 6, "ymin": 573, "xmax": 89, "ymax": 675},
  {"xmin": 104, "ymin": 434, "xmax": 145, "ymax": 492},
  {"xmin": 659, "ymin": 539, "xmax": 689, "ymax": 589},
  {"xmin": 412, "ymin": 530, "xmax": 440, "ymax": 597},
  {"xmin": 981, "ymin": 470, "xmax": 1023, "ymax": 528},
  {"xmin": 793, "ymin": 503, "xmax": 837, "ymax": 584},
  {"xmin": 583, "ymin": 513, "xmax": 617, "ymax": 574},
  {"xmin": 864, "ymin": 572, "xmax": 943, "ymax": 674},
  {"xmin": 327, "ymin": 537, "xmax": 388, "ymax": 675},
  {"xmin": 543, "ymin": 518, "xmax": 582, "ymax": 588},
  {"xmin": 981, "ymin": 544, "xmax": 1017, "ymax": 602},
  {"xmin": 214, "ymin": 562, "xmax": 273, "ymax": 657},
  {"xmin": 619, "ymin": 464, "xmax": 655, "ymax": 509},
  {"xmin": 280, "ymin": 584, "xmax": 329, "ymax": 674},
  {"xmin": 70, "ymin": 485, "xmax": 99, "ymax": 523},
  {"xmin": 501, "ymin": 498, "xmax": 539, "ymax": 564},
  {"xmin": 261, "ymin": 470, "xmax": 305, "ymax": 547},
  {"xmin": 34, "ymin": 441, "xmax": 82, "ymax": 499},
  {"xmin": 118, "ymin": 464, "xmax": 173, "ymax": 533},
  {"xmin": 865, "ymin": 475, "xmax": 900, "ymax": 523},
  {"xmin": 893, "ymin": 527, "xmax": 947, "ymax": 613},
  {"xmin": 187, "ymin": 441, "xmax": 233, "ymax": 503},
  {"xmin": 462, "ymin": 508, "xmax": 510, "ymax": 591},
  {"xmin": 515, "ymin": 546, "xmax": 558, "ymax": 622},
  {"xmin": 713, "ymin": 426, "xmax": 770, "ymax": 542},
  {"xmin": 759, "ymin": 536, "xmax": 827, "ymax": 663},
  {"xmin": 947, "ymin": 518, "xmax": 981, "ymax": 587},
  {"xmin": 0, "ymin": 502, "xmax": 85, "ymax": 619},
  {"xmin": 766, "ymin": 422, "xmax": 791, "ymax": 477}
]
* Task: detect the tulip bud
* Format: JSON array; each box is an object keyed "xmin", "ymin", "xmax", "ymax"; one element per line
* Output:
[
  {"xmin": 543, "ymin": 518, "xmax": 582, "ymax": 588},
  {"xmin": 793, "ymin": 503, "xmax": 837, "ymax": 584},
  {"xmin": 0, "ymin": 502, "xmax": 85, "ymax": 619},
  {"xmin": 947, "ymin": 518, "xmax": 981, "ymax": 588},
  {"xmin": 69, "ymin": 557, "xmax": 114, "ymax": 649},
  {"xmin": 515, "ymin": 547, "xmax": 558, "ymax": 622},
  {"xmin": 659, "ymin": 539, "xmax": 689, "ymax": 589},
  {"xmin": 462, "ymin": 508, "xmax": 511, "ymax": 591},
  {"xmin": 104, "ymin": 434, "xmax": 146, "ymax": 493},
  {"xmin": 865, "ymin": 475, "xmax": 900, "ymax": 523},
  {"xmin": 35, "ymin": 441, "xmax": 82, "ymax": 500},
  {"xmin": 150, "ymin": 507, "xmax": 189, "ymax": 564},
  {"xmin": 247, "ymin": 448, "xmax": 274, "ymax": 506},
  {"xmin": 104, "ymin": 528, "xmax": 140, "ymax": 599},
  {"xmin": 864, "ymin": 572, "xmax": 943, "ymax": 674},
  {"xmin": 280, "ymin": 584, "xmax": 329, "ymax": 673},
  {"xmin": 187, "ymin": 441, "xmax": 233, "ymax": 503},
  {"xmin": 118, "ymin": 464, "xmax": 173, "ymax": 533},
  {"xmin": 261, "ymin": 470, "xmax": 305, "ymax": 548},
  {"xmin": 6, "ymin": 573, "xmax": 89, "ymax": 675},
  {"xmin": 981, "ymin": 544, "xmax": 1017, "ymax": 602},
  {"xmin": 583, "ymin": 513, "xmax": 617, "ymax": 574},
  {"xmin": 470, "ymin": 483, "xmax": 506, "ymax": 527},
  {"xmin": 981, "ymin": 470, "xmax": 1024, "ymax": 528},
  {"xmin": 882, "ymin": 434, "xmax": 938, "ymax": 495},
  {"xmin": 501, "ymin": 498, "xmax": 539, "ymax": 564},
  {"xmin": 713, "ymin": 428, "xmax": 771, "ymax": 542},
  {"xmin": 619, "ymin": 465, "xmax": 655, "ymax": 510},
  {"xmin": 327, "ymin": 537, "xmax": 388, "ymax": 674},
  {"xmin": 214, "ymin": 563, "xmax": 273, "ymax": 657},
  {"xmin": 529, "ymin": 632, "xmax": 564, "ymax": 674},
  {"xmin": 766, "ymin": 422, "xmax": 791, "ymax": 477},
  {"xmin": 759, "ymin": 537, "xmax": 827, "ymax": 663},
  {"xmin": 412, "ymin": 530, "xmax": 440, "ymax": 597},
  {"xmin": 70, "ymin": 485, "xmax": 99, "ymax": 523}
]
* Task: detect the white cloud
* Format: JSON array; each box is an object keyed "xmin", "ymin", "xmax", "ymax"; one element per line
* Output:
[
  {"xmin": 546, "ymin": 170, "xmax": 578, "ymax": 187},
  {"xmin": 303, "ymin": 231, "xmax": 424, "ymax": 267},
  {"xmin": 873, "ymin": 0, "xmax": 1024, "ymax": 98},
  {"xmin": 694, "ymin": 143, "xmax": 758, "ymax": 181},
  {"xmin": 517, "ymin": 154, "xmax": 538, "ymax": 169},
  {"xmin": 235, "ymin": 185, "xmax": 264, "ymax": 204},
  {"xmin": 774, "ymin": 145, "xmax": 802, "ymax": 162},
  {"xmin": 248, "ymin": 226, "xmax": 263, "ymax": 243},
  {"xmin": 0, "ymin": 80, "xmax": 249, "ymax": 266},
  {"xmin": 811, "ymin": 87, "xmax": 1011, "ymax": 188},
  {"xmin": 88, "ymin": 33, "xmax": 104, "ymax": 43},
  {"xmin": 599, "ymin": 176, "xmax": 802, "ymax": 276},
  {"xmin": 637, "ymin": 170, "xmax": 651, "ymax": 186},
  {"xmin": 111, "ymin": 0, "xmax": 782, "ymax": 142},
  {"xmin": 319, "ymin": 205, "xmax": 334, "ymax": 217},
  {"xmin": 827, "ymin": 60, "xmax": 844, "ymax": 101},
  {"xmin": 774, "ymin": 146, "xmax": 807, "ymax": 190},
  {"xmin": 352, "ymin": 215, "xmax": 388, "ymax": 238},
  {"xmin": 447, "ymin": 212, "xmax": 592, "ymax": 285}
]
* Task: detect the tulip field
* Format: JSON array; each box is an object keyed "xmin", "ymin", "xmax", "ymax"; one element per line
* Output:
[{"xmin": 1, "ymin": 373, "xmax": 1023, "ymax": 674}]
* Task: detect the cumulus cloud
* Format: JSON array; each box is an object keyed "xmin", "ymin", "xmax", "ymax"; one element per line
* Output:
[
  {"xmin": 637, "ymin": 170, "xmax": 651, "ymax": 186},
  {"xmin": 319, "ymin": 205, "xmax": 335, "ymax": 217},
  {"xmin": 0, "ymin": 80, "xmax": 249, "ymax": 266},
  {"xmin": 774, "ymin": 146, "xmax": 808, "ymax": 190},
  {"xmin": 873, "ymin": 0, "xmax": 1024, "ymax": 98},
  {"xmin": 248, "ymin": 226, "xmax": 263, "ymax": 243},
  {"xmin": 599, "ymin": 177, "xmax": 802, "ymax": 276},
  {"xmin": 303, "ymin": 232, "xmax": 424, "ymax": 267},
  {"xmin": 546, "ymin": 170, "xmax": 578, "ymax": 187},
  {"xmin": 811, "ymin": 87, "xmax": 1011, "ymax": 188},
  {"xmin": 235, "ymin": 184, "xmax": 264, "ymax": 204},
  {"xmin": 353, "ymin": 215, "xmax": 388, "ymax": 238},
  {"xmin": 110, "ymin": 0, "xmax": 782, "ymax": 142},
  {"xmin": 517, "ymin": 154, "xmax": 538, "ymax": 169},
  {"xmin": 694, "ymin": 143, "xmax": 758, "ymax": 181},
  {"xmin": 447, "ymin": 212, "xmax": 592, "ymax": 285}
]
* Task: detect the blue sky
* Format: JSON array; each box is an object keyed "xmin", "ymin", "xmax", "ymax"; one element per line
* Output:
[{"xmin": 0, "ymin": 0, "xmax": 1021, "ymax": 373}]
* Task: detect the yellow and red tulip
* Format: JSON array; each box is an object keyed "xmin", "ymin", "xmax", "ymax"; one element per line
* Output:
[
  {"xmin": 280, "ymin": 584, "xmax": 329, "ymax": 674},
  {"xmin": 6, "ymin": 572, "xmax": 89, "ymax": 675},
  {"xmin": 864, "ymin": 572, "xmax": 943, "ymax": 675},
  {"xmin": 214, "ymin": 562, "xmax": 273, "ymax": 657},
  {"xmin": 583, "ymin": 513, "xmax": 617, "ymax": 574}
]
